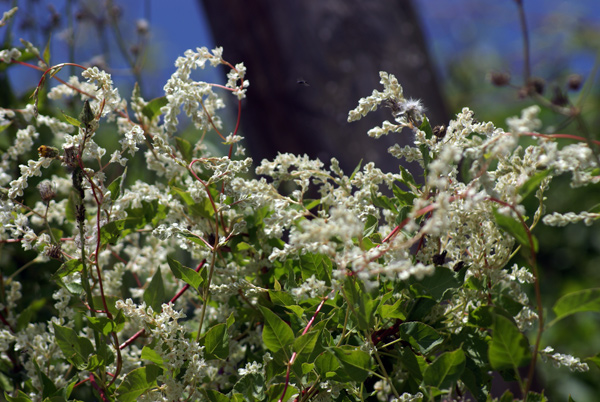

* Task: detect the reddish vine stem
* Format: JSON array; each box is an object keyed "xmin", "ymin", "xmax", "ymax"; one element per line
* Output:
[
  {"xmin": 279, "ymin": 296, "xmax": 330, "ymax": 402},
  {"xmin": 89, "ymin": 373, "xmax": 109, "ymax": 402}
]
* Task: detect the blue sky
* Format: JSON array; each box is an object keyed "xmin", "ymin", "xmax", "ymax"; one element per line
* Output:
[{"xmin": 3, "ymin": 1, "xmax": 599, "ymax": 99}]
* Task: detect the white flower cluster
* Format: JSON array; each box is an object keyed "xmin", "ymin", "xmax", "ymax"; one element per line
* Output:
[
  {"xmin": 81, "ymin": 66, "xmax": 125, "ymax": 118},
  {"xmin": 540, "ymin": 346, "xmax": 589, "ymax": 372},
  {"xmin": 0, "ymin": 48, "xmax": 20, "ymax": 63},
  {"xmin": 542, "ymin": 211, "xmax": 599, "ymax": 227},
  {"xmin": 390, "ymin": 392, "xmax": 424, "ymax": 402},
  {"xmin": 291, "ymin": 274, "xmax": 329, "ymax": 301},
  {"xmin": 116, "ymin": 299, "xmax": 209, "ymax": 398},
  {"xmin": 161, "ymin": 46, "xmax": 242, "ymax": 136},
  {"xmin": 0, "ymin": 7, "xmax": 17, "ymax": 28}
]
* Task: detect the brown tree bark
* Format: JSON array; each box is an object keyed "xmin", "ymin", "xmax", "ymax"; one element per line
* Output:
[{"xmin": 198, "ymin": 0, "xmax": 448, "ymax": 173}]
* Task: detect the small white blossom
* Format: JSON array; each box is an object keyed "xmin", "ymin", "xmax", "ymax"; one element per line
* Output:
[{"xmin": 540, "ymin": 347, "xmax": 589, "ymax": 372}]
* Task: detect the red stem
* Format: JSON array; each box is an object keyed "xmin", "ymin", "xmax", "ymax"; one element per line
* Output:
[{"xmin": 279, "ymin": 296, "xmax": 329, "ymax": 402}]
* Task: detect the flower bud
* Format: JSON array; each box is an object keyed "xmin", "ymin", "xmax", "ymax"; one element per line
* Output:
[
  {"xmin": 45, "ymin": 244, "xmax": 63, "ymax": 260},
  {"xmin": 567, "ymin": 74, "xmax": 583, "ymax": 91},
  {"xmin": 79, "ymin": 99, "xmax": 95, "ymax": 130},
  {"xmin": 527, "ymin": 77, "xmax": 545, "ymax": 95},
  {"xmin": 489, "ymin": 71, "xmax": 511, "ymax": 87},
  {"xmin": 551, "ymin": 86, "xmax": 568, "ymax": 107},
  {"xmin": 37, "ymin": 180, "xmax": 56, "ymax": 203}
]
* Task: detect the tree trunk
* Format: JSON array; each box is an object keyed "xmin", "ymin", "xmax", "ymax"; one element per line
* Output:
[{"xmin": 198, "ymin": 0, "xmax": 448, "ymax": 173}]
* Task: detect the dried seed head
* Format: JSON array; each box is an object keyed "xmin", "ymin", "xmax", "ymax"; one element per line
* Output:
[
  {"xmin": 489, "ymin": 71, "xmax": 511, "ymax": 87},
  {"xmin": 567, "ymin": 74, "xmax": 583, "ymax": 91},
  {"xmin": 45, "ymin": 244, "xmax": 63, "ymax": 260},
  {"xmin": 62, "ymin": 145, "xmax": 77, "ymax": 168},
  {"xmin": 527, "ymin": 77, "xmax": 545, "ymax": 95},
  {"xmin": 37, "ymin": 180, "xmax": 56, "ymax": 203},
  {"xmin": 551, "ymin": 86, "xmax": 568, "ymax": 107}
]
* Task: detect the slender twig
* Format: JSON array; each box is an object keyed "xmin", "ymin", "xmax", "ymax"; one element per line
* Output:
[
  {"xmin": 514, "ymin": 0, "xmax": 531, "ymax": 84},
  {"xmin": 279, "ymin": 295, "xmax": 331, "ymax": 402}
]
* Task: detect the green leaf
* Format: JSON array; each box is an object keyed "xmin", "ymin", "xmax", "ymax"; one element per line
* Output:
[
  {"xmin": 371, "ymin": 191, "xmax": 398, "ymax": 214},
  {"xmin": 379, "ymin": 298, "xmax": 406, "ymax": 320},
  {"xmin": 202, "ymin": 389, "xmax": 230, "ymax": 402},
  {"xmin": 167, "ymin": 256, "xmax": 203, "ymax": 290},
  {"xmin": 33, "ymin": 360, "xmax": 57, "ymax": 399},
  {"xmin": 143, "ymin": 267, "xmax": 165, "ymax": 312},
  {"xmin": 204, "ymin": 323, "xmax": 229, "ymax": 360},
  {"xmin": 115, "ymin": 365, "xmax": 161, "ymax": 402},
  {"xmin": 460, "ymin": 356, "xmax": 491, "ymax": 402},
  {"xmin": 175, "ymin": 137, "xmax": 193, "ymax": 162},
  {"xmin": 258, "ymin": 306, "xmax": 294, "ymax": 355},
  {"xmin": 52, "ymin": 323, "xmax": 94, "ymax": 369},
  {"xmin": 293, "ymin": 329, "xmax": 321, "ymax": 364},
  {"xmin": 171, "ymin": 186, "xmax": 214, "ymax": 218},
  {"xmin": 141, "ymin": 346, "xmax": 164, "ymax": 367},
  {"xmin": 42, "ymin": 35, "xmax": 51, "ymax": 65},
  {"xmin": 85, "ymin": 354, "xmax": 106, "ymax": 371},
  {"xmin": 524, "ymin": 392, "xmax": 548, "ymax": 402},
  {"xmin": 409, "ymin": 266, "xmax": 459, "ymax": 301},
  {"xmin": 91, "ymin": 295, "xmax": 122, "ymax": 317},
  {"xmin": 343, "ymin": 276, "xmax": 376, "ymax": 330},
  {"xmin": 586, "ymin": 353, "xmax": 600, "ymax": 370},
  {"xmin": 398, "ymin": 322, "xmax": 444, "ymax": 354},
  {"xmin": 423, "ymin": 349, "xmax": 466, "ymax": 390},
  {"xmin": 52, "ymin": 259, "xmax": 83, "ymax": 280},
  {"xmin": 363, "ymin": 214, "xmax": 378, "ymax": 237},
  {"xmin": 226, "ymin": 312, "xmax": 235, "ymax": 329},
  {"xmin": 406, "ymin": 296, "xmax": 437, "ymax": 321},
  {"xmin": 87, "ymin": 315, "xmax": 123, "ymax": 336},
  {"xmin": 493, "ymin": 208, "xmax": 538, "ymax": 252},
  {"xmin": 398, "ymin": 347, "xmax": 423, "ymax": 382},
  {"xmin": 315, "ymin": 351, "xmax": 341, "ymax": 379},
  {"xmin": 269, "ymin": 290, "xmax": 296, "ymax": 307},
  {"xmin": 392, "ymin": 183, "xmax": 416, "ymax": 206},
  {"xmin": 107, "ymin": 173, "xmax": 124, "ymax": 201},
  {"xmin": 65, "ymin": 193, "xmax": 77, "ymax": 223},
  {"xmin": 518, "ymin": 170, "xmax": 551, "ymax": 199},
  {"xmin": 419, "ymin": 116, "xmax": 433, "ymax": 170},
  {"xmin": 488, "ymin": 315, "xmax": 531, "ymax": 371},
  {"xmin": 61, "ymin": 112, "xmax": 81, "ymax": 127},
  {"xmin": 399, "ymin": 165, "xmax": 417, "ymax": 187},
  {"xmin": 4, "ymin": 390, "xmax": 33, "ymax": 402},
  {"xmin": 16, "ymin": 298, "xmax": 45, "ymax": 331},
  {"xmin": 349, "ymin": 159, "xmax": 363, "ymax": 180},
  {"xmin": 331, "ymin": 346, "xmax": 371, "ymax": 382},
  {"xmin": 551, "ymin": 288, "xmax": 600, "ymax": 325},
  {"xmin": 233, "ymin": 373, "xmax": 265, "ymax": 402},
  {"xmin": 141, "ymin": 96, "xmax": 168, "ymax": 120},
  {"xmin": 299, "ymin": 253, "xmax": 332, "ymax": 284},
  {"xmin": 99, "ymin": 219, "xmax": 127, "ymax": 245}
]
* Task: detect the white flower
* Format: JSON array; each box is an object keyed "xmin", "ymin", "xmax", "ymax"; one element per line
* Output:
[
  {"xmin": 121, "ymin": 124, "xmax": 145, "ymax": 155},
  {"xmin": 540, "ymin": 347, "xmax": 589, "ymax": 372},
  {"xmin": 506, "ymin": 105, "xmax": 542, "ymax": 134}
]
